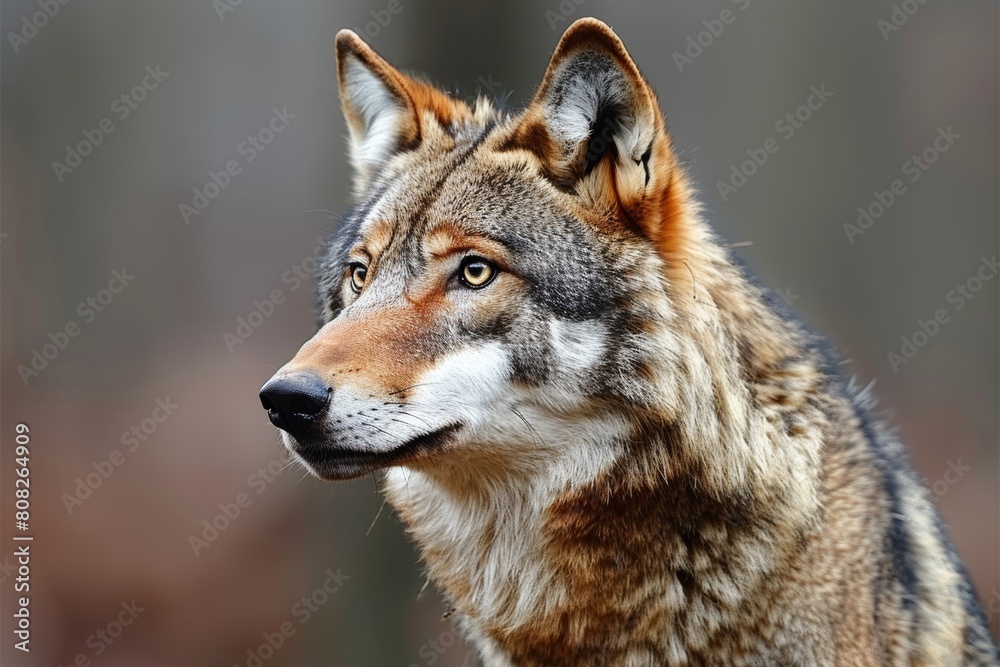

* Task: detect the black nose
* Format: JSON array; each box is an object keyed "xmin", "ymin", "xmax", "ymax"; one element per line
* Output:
[{"xmin": 259, "ymin": 373, "xmax": 331, "ymax": 435}]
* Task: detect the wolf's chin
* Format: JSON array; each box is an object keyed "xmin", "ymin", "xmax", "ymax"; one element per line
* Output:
[{"xmin": 283, "ymin": 423, "xmax": 463, "ymax": 480}]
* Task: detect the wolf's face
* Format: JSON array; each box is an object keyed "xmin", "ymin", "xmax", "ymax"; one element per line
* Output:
[{"xmin": 262, "ymin": 20, "xmax": 700, "ymax": 482}]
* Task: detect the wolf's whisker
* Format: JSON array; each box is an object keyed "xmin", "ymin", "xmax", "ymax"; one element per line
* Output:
[
  {"xmin": 394, "ymin": 412, "xmax": 434, "ymax": 429},
  {"xmin": 366, "ymin": 498, "xmax": 388, "ymax": 537},
  {"xmin": 388, "ymin": 382, "xmax": 442, "ymax": 396},
  {"xmin": 511, "ymin": 407, "xmax": 544, "ymax": 449}
]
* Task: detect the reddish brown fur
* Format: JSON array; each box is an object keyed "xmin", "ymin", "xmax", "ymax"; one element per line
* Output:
[
  {"xmin": 283, "ymin": 305, "xmax": 438, "ymax": 395},
  {"xmin": 277, "ymin": 18, "xmax": 999, "ymax": 667}
]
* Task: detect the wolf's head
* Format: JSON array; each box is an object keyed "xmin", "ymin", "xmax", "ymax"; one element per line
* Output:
[{"xmin": 260, "ymin": 19, "xmax": 820, "ymax": 507}]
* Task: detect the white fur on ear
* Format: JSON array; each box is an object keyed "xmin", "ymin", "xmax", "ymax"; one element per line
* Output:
[
  {"xmin": 340, "ymin": 54, "xmax": 410, "ymax": 180},
  {"xmin": 335, "ymin": 30, "xmax": 418, "ymax": 198},
  {"xmin": 543, "ymin": 50, "xmax": 655, "ymax": 174}
]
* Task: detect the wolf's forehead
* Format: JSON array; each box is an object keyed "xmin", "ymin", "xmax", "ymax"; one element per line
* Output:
[{"xmin": 353, "ymin": 142, "xmax": 553, "ymax": 249}]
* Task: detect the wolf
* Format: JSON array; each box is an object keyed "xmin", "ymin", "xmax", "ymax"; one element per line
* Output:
[{"xmin": 259, "ymin": 18, "xmax": 999, "ymax": 666}]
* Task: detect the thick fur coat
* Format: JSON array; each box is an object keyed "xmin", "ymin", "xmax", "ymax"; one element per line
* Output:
[{"xmin": 260, "ymin": 18, "xmax": 999, "ymax": 666}]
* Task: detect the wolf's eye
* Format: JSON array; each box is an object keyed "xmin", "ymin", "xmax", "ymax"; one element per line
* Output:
[
  {"xmin": 349, "ymin": 263, "xmax": 368, "ymax": 293},
  {"xmin": 460, "ymin": 258, "xmax": 497, "ymax": 289}
]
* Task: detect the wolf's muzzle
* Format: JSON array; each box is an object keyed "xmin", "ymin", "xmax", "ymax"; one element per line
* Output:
[{"xmin": 259, "ymin": 372, "xmax": 331, "ymax": 436}]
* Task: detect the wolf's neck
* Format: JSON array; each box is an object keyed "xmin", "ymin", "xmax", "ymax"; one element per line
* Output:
[
  {"xmin": 382, "ymin": 409, "xmax": 824, "ymax": 659},
  {"xmin": 383, "ymin": 247, "xmax": 831, "ymax": 657},
  {"xmin": 382, "ymin": 434, "xmax": 621, "ymax": 633},
  {"xmin": 384, "ymin": 471, "xmax": 541, "ymax": 621}
]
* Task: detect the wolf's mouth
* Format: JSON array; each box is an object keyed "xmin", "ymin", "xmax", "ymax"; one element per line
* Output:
[{"xmin": 290, "ymin": 423, "xmax": 463, "ymax": 480}]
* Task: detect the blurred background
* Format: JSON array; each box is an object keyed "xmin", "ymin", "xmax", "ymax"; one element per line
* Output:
[{"xmin": 1, "ymin": 0, "xmax": 997, "ymax": 664}]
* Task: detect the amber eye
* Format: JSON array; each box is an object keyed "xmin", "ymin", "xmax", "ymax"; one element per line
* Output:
[
  {"xmin": 460, "ymin": 258, "xmax": 497, "ymax": 289},
  {"xmin": 349, "ymin": 263, "xmax": 368, "ymax": 293}
]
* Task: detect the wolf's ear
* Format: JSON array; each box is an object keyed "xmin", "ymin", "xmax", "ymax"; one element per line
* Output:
[
  {"xmin": 335, "ymin": 30, "xmax": 467, "ymax": 198},
  {"xmin": 335, "ymin": 30, "xmax": 419, "ymax": 197},
  {"xmin": 510, "ymin": 19, "xmax": 677, "ymax": 226}
]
